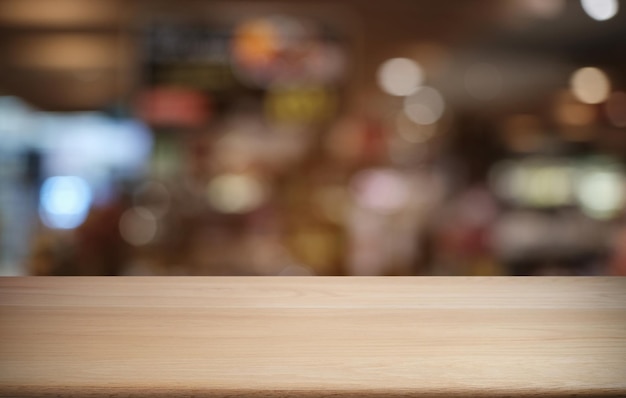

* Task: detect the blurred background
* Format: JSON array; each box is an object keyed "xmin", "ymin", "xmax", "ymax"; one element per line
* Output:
[{"xmin": 0, "ymin": 0, "xmax": 625, "ymax": 276}]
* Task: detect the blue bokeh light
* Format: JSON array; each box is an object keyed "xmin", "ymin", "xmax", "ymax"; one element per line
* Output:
[{"xmin": 39, "ymin": 176, "xmax": 92, "ymax": 229}]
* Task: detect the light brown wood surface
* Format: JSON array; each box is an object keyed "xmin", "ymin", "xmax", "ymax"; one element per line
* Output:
[{"xmin": 1, "ymin": 277, "xmax": 625, "ymax": 397}]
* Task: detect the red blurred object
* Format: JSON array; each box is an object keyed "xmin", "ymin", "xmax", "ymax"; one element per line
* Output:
[{"xmin": 136, "ymin": 87, "xmax": 211, "ymax": 128}]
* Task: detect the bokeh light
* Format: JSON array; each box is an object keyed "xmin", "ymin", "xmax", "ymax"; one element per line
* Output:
[
  {"xmin": 576, "ymin": 167, "xmax": 625, "ymax": 219},
  {"xmin": 119, "ymin": 207, "xmax": 158, "ymax": 246},
  {"xmin": 570, "ymin": 67, "xmax": 610, "ymax": 104},
  {"xmin": 350, "ymin": 168, "xmax": 410, "ymax": 214},
  {"xmin": 523, "ymin": 165, "xmax": 574, "ymax": 207},
  {"xmin": 377, "ymin": 58, "xmax": 423, "ymax": 97},
  {"xmin": 207, "ymin": 173, "xmax": 267, "ymax": 214},
  {"xmin": 232, "ymin": 18, "xmax": 279, "ymax": 70},
  {"xmin": 230, "ymin": 15, "xmax": 343, "ymax": 88},
  {"xmin": 580, "ymin": 0, "xmax": 618, "ymax": 21},
  {"xmin": 403, "ymin": 86, "xmax": 445, "ymax": 125},
  {"xmin": 4, "ymin": 2, "xmax": 626, "ymax": 278},
  {"xmin": 490, "ymin": 159, "xmax": 576, "ymax": 207},
  {"xmin": 39, "ymin": 176, "xmax": 92, "ymax": 229}
]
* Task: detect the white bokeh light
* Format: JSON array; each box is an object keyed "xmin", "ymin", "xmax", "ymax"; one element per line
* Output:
[
  {"xmin": 581, "ymin": 0, "xmax": 618, "ymax": 21},
  {"xmin": 570, "ymin": 67, "xmax": 610, "ymax": 104},
  {"xmin": 377, "ymin": 58, "xmax": 424, "ymax": 96},
  {"xmin": 403, "ymin": 86, "xmax": 445, "ymax": 125},
  {"xmin": 39, "ymin": 176, "xmax": 92, "ymax": 229},
  {"xmin": 576, "ymin": 168, "xmax": 625, "ymax": 219}
]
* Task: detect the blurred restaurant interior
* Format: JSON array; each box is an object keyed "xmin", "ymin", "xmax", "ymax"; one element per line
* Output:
[{"xmin": 0, "ymin": 0, "xmax": 626, "ymax": 276}]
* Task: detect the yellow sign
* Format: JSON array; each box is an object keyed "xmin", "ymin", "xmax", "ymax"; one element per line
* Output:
[{"xmin": 265, "ymin": 86, "xmax": 337, "ymax": 124}]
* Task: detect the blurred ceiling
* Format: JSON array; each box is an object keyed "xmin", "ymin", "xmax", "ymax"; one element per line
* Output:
[
  {"xmin": 480, "ymin": 0, "xmax": 626, "ymax": 65},
  {"xmin": 0, "ymin": 0, "xmax": 623, "ymax": 110}
]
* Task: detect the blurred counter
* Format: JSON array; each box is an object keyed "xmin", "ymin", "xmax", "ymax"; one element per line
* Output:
[{"xmin": 1, "ymin": 277, "xmax": 625, "ymax": 397}]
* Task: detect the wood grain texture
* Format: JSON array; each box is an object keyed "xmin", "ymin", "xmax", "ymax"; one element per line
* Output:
[{"xmin": 0, "ymin": 277, "xmax": 625, "ymax": 397}]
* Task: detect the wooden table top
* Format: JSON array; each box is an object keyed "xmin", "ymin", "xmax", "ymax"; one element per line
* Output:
[{"xmin": 1, "ymin": 277, "xmax": 625, "ymax": 397}]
